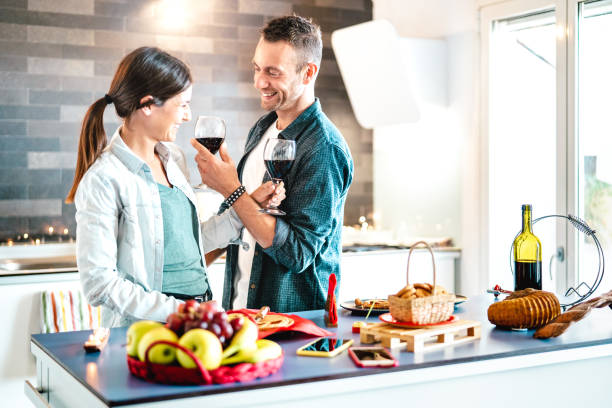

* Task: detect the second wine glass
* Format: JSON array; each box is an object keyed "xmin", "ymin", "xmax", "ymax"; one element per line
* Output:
[
  {"xmin": 260, "ymin": 138, "xmax": 296, "ymax": 216},
  {"xmin": 193, "ymin": 115, "xmax": 226, "ymax": 191}
]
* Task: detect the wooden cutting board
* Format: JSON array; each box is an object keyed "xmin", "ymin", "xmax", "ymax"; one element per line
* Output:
[{"xmin": 360, "ymin": 320, "xmax": 481, "ymax": 353}]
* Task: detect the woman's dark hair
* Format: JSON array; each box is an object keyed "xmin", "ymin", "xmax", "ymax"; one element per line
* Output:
[
  {"xmin": 261, "ymin": 15, "xmax": 322, "ymax": 71},
  {"xmin": 66, "ymin": 47, "xmax": 192, "ymax": 203}
]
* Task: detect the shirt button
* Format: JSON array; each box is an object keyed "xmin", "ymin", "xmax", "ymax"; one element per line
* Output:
[
  {"xmin": 250, "ymin": 284, "xmax": 256, "ymax": 289},
  {"xmin": 156, "ymin": 240, "xmax": 161, "ymax": 245},
  {"xmin": 254, "ymin": 251, "xmax": 259, "ymax": 256}
]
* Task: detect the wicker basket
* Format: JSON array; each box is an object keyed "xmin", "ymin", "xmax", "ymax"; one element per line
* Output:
[
  {"xmin": 127, "ymin": 340, "xmax": 283, "ymax": 385},
  {"xmin": 388, "ymin": 241, "xmax": 456, "ymax": 324}
]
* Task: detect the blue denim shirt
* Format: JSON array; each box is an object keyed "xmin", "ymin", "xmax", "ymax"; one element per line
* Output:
[
  {"xmin": 75, "ymin": 128, "xmax": 243, "ymax": 327},
  {"xmin": 222, "ymin": 99, "xmax": 354, "ymax": 312}
]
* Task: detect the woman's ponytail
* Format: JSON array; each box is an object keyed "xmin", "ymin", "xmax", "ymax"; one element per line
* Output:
[
  {"xmin": 65, "ymin": 97, "xmax": 109, "ymax": 203},
  {"xmin": 65, "ymin": 47, "xmax": 192, "ymax": 203}
]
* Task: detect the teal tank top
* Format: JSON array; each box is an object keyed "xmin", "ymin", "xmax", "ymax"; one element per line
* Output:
[{"xmin": 158, "ymin": 183, "xmax": 209, "ymax": 296}]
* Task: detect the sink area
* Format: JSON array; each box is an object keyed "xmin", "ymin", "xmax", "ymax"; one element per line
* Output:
[{"xmin": 0, "ymin": 255, "xmax": 77, "ymax": 276}]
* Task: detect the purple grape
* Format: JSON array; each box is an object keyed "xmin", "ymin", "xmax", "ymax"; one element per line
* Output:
[
  {"xmin": 183, "ymin": 319, "xmax": 201, "ymax": 332},
  {"xmin": 230, "ymin": 318, "xmax": 243, "ymax": 332},
  {"xmin": 199, "ymin": 321, "xmax": 209, "ymax": 330},
  {"xmin": 210, "ymin": 323, "xmax": 222, "ymax": 337},
  {"xmin": 222, "ymin": 324, "xmax": 234, "ymax": 339},
  {"xmin": 203, "ymin": 311, "xmax": 214, "ymax": 323},
  {"xmin": 218, "ymin": 335, "xmax": 226, "ymax": 345}
]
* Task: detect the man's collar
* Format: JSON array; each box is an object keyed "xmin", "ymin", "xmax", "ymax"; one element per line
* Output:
[
  {"xmin": 255, "ymin": 98, "xmax": 321, "ymax": 140},
  {"xmin": 278, "ymin": 98, "xmax": 321, "ymax": 140}
]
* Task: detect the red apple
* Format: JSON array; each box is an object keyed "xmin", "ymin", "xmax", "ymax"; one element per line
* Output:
[{"xmin": 165, "ymin": 313, "xmax": 184, "ymax": 335}]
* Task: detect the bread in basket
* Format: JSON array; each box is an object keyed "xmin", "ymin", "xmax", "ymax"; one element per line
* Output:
[{"xmin": 388, "ymin": 241, "xmax": 456, "ymax": 324}]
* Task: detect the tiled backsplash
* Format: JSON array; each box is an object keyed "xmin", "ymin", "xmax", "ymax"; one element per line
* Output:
[{"xmin": 0, "ymin": 0, "xmax": 373, "ymax": 241}]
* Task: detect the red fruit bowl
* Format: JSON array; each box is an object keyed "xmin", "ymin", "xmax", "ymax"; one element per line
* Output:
[{"xmin": 127, "ymin": 340, "xmax": 283, "ymax": 385}]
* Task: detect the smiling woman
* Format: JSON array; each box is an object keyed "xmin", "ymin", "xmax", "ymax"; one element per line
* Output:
[
  {"xmin": 65, "ymin": 47, "xmax": 282, "ymax": 328},
  {"xmin": 65, "ymin": 46, "xmax": 193, "ymax": 203}
]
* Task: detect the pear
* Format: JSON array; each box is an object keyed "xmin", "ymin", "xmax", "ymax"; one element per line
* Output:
[
  {"xmin": 221, "ymin": 339, "xmax": 282, "ymax": 365},
  {"xmin": 247, "ymin": 339, "xmax": 282, "ymax": 363},
  {"xmin": 221, "ymin": 316, "xmax": 258, "ymax": 360},
  {"xmin": 220, "ymin": 341, "xmax": 258, "ymax": 365}
]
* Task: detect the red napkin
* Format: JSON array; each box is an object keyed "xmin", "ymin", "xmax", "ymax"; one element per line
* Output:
[{"xmin": 229, "ymin": 309, "xmax": 334, "ymax": 339}]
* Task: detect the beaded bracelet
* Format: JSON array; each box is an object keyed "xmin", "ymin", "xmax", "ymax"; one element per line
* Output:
[{"xmin": 223, "ymin": 185, "xmax": 246, "ymax": 207}]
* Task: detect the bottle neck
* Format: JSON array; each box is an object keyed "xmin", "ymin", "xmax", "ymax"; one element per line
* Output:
[{"xmin": 522, "ymin": 207, "xmax": 532, "ymax": 233}]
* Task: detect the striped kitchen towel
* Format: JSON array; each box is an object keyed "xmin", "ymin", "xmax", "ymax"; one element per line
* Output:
[{"xmin": 40, "ymin": 290, "xmax": 102, "ymax": 333}]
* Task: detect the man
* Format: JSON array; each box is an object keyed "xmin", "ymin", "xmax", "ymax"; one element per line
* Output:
[{"xmin": 191, "ymin": 15, "xmax": 353, "ymax": 312}]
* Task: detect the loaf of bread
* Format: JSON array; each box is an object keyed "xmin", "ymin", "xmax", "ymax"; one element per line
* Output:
[{"xmin": 487, "ymin": 288, "xmax": 561, "ymax": 329}]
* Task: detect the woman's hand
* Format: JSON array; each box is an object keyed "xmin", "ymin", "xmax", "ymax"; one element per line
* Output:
[{"xmin": 251, "ymin": 181, "xmax": 286, "ymax": 209}]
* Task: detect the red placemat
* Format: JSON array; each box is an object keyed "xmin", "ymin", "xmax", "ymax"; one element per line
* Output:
[{"xmin": 229, "ymin": 309, "xmax": 334, "ymax": 339}]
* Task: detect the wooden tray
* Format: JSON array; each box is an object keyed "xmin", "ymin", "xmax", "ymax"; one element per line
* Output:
[{"xmin": 360, "ymin": 319, "xmax": 481, "ymax": 353}]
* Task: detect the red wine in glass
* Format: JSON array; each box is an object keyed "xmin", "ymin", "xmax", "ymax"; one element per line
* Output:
[
  {"xmin": 264, "ymin": 159, "xmax": 292, "ymax": 179},
  {"xmin": 260, "ymin": 138, "xmax": 296, "ymax": 216},
  {"xmin": 196, "ymin": 137, "xmax": 224, "ymax": 154},
  {"xmin": 192, "ymin": 116, "xmax": 226, "ymax": 191}
]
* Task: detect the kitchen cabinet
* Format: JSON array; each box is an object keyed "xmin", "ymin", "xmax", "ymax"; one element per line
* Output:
[{"xmin": 0, "ymin": 272, "xmax": 81, "ymax": 407}]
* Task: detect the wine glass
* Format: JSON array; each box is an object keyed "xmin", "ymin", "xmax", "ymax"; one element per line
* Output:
[
  {"xmin": 192, "ymin": 115, "xmax": 226, "ymax": 191},
  {"xmin": 259, "ymin": 138, "xmax": 296, "ymax": 216}
]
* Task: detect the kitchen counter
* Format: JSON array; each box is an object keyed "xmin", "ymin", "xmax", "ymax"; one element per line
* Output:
[{"xmin": 26, "ymin": 294, "xmax": 612, "ymax": 407}]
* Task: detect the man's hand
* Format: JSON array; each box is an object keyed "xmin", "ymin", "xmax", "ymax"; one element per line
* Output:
[
  {"xmin": 191, "ymin": 139, "xmax": 241, "ymax": 197},
  {"xmin": 252, "ymin": 181, "xmax": 286, "ymax": 209}
]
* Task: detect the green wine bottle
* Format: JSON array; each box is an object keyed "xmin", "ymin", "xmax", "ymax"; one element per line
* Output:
[{"xmin": 513, "ymin": 204, "xmax": 542, "ymax": 290}]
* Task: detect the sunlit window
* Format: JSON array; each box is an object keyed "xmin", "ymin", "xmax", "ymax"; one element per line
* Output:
[
  {"xmin": 577, "ymin": 0, "xmax": 612, "ymax": 293},
  {"xmin": 488, "ymin": 10, "xmax": 557, "ymax": 291}
]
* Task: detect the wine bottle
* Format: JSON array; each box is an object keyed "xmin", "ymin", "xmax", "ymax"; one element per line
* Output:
[{"xmin": 513, "ymin": 204, "xmax": 542, "ymax": 290}]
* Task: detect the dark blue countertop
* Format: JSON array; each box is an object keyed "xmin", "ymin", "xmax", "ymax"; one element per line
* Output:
[{"xmin": 31, "ymin": 294, "xmax": 612, "ymax": 407}]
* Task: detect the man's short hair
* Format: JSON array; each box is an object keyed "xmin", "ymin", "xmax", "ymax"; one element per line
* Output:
[{"xmin": 261, "ymin": 15, "xmax": 322, "ymax": 70}]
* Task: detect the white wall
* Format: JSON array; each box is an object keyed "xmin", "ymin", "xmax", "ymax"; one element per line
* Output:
[{"xmin": 372, "ymin": 0, "xmax": 481, "ymax": 295}]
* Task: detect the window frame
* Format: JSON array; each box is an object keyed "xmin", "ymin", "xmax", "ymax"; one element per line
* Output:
[{"xmin": 480, "ymin": 0, "xmax": 578, "ymax": 293}]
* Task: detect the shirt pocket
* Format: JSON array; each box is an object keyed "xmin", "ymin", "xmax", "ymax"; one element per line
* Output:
[{"xmin": 118, "ymin": 206, "xmax": 141, "ymax": 249}]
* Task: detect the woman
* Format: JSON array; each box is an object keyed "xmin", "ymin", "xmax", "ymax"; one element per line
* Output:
[{"xmin": 66, "ymin": 47, "xmax": 282, "ymax": 327}]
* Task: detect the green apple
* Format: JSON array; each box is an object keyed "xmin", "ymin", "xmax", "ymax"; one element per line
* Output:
[
  {"xmin": 137, "ymin": 326, "xmax": 178, "ymax": 364},
  {"xmin": 126, "ymin": 320, "xmax": 162, "ymax": 357},
  {"xmin": 176, "ymin": 329, "xmax": 222, "ymax": 370}
]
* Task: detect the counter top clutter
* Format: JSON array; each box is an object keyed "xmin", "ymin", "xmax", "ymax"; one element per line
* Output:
[{"xmin": 27, "ymin": 291, "xmax": 612, "ymax": 407}]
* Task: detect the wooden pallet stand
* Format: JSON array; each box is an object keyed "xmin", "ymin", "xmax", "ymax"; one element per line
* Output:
[{"xmin": 360, "ymin": 320, "xmax": 481, "ymax": 353}]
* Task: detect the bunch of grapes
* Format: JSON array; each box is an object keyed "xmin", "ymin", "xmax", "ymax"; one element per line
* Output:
[{"xmin": 165, "ymin": 300, "xmax": 243, "ymax": 348}]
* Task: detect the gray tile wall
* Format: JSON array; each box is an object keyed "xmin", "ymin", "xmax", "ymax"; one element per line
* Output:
[{"xmin": 0, "ymin": 0, "xmax": 372, "ymax": 240}]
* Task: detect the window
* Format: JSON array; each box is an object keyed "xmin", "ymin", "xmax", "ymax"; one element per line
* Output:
[
  {"xmin": 482, "ymin": 0, "xmax": 610, "ymax": 299},
  {"xmin": 576, "ymin": 0, "xmax": 612, "ymax": 292},
  {"xmin": 487, "ymin": 9, "xmax": 558, "ymax": 291}
]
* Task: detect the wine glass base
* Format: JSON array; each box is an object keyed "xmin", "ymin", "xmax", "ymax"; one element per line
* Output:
[{"xmin": 259, "ymin": 208, "xmax": 286, "ymax": 216}]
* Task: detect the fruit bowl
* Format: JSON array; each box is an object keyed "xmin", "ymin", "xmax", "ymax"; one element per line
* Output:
[{"xmin": 127, "ymin": 340, "xmax": 284, "ymax": 385}]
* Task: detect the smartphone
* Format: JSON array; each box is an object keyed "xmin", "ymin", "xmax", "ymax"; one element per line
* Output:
[
  {"xmin": 348, "ymin": 346, "xmax": 398, "ymax": 368},
  {"xmin": 296, "ymin": 337, "xmax": 354, "ymax": 358}
]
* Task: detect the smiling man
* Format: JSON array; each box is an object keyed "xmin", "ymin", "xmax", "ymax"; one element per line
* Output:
[{"xmin": 194, "ymin": 15, "xmax": 354, "ymax": 313}]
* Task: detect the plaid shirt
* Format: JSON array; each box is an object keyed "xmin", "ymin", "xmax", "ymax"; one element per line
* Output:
[{"xmin": 221, "ymin": 99, "xmax": 354, "ymax": 312}]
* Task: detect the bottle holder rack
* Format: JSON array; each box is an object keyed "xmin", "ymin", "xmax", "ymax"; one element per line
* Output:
[{"xmin": 508, "ymin": 214, "xmax": 604, "ymax": 309}]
